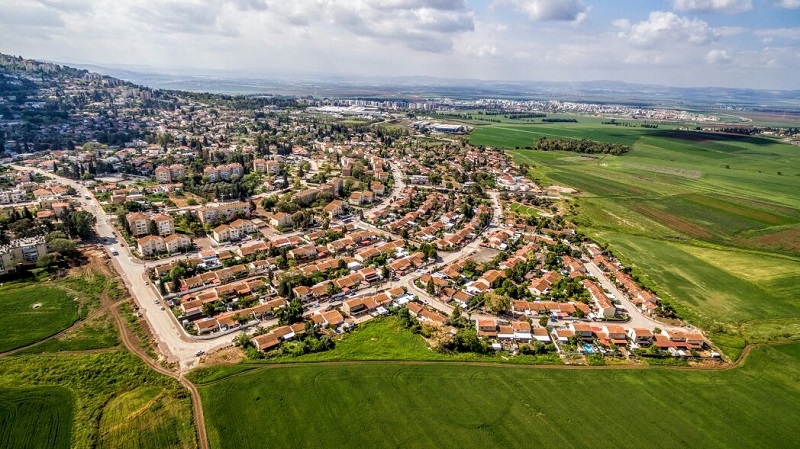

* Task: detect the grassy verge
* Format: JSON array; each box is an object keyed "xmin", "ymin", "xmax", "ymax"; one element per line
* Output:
[
  {"xmin": 119, "ymin": 301, "xmax": 157, "ymax": 360},
  {"xmin": 188, "ymin": 317, "xmax": 561, "ymax": 385}
]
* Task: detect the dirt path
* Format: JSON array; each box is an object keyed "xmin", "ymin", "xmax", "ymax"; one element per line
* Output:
[
  {"xmin": 110, "ymin": 301, "xmax": 209, "ymax": 449},
  {"xmin": 0, "ymin": 254, "xmax": 210, "ymax": 449}
]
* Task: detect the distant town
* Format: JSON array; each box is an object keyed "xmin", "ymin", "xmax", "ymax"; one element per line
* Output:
[{"xmin": 0, "ymin": 54, "xmax": 753, "ymax": 370}]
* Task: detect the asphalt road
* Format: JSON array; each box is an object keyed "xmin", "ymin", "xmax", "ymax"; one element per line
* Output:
[
  {"xmin": 583, "ymin": 261, "xmax": 679, "ymax": 331},
  {"xmin": 13, "ymin": 165, "xmax": 236, "ymax": 370}
]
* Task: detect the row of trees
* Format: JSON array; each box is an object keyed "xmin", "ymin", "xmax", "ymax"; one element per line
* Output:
[{"xmin": 533, "ymin": 137, "xmax": 630, "ymax": 155}]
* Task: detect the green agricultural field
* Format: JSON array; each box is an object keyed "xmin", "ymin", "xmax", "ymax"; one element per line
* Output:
[
  {"xmin": 0, "ymin": 352, "xmax": 197, "ymax": 449},
  {"xmin": 0, "ymin": 387, "xmax": 73, "ymax": 449},
  {"xmin": 470, "ymin": 123, "xmax": 800, "ymax": 355},
  {"xmin": 0, "ymin": 284, "xmax": 78, "ymax": 353},
  {"xmin": 199, "ymin": 343, "xmax": 800, "ymax": 449},
  {"xmin": 470, "ymin": 121, "xmax": 650, "ymax": 148}
]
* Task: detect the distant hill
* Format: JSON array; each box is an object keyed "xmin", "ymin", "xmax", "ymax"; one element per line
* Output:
[
  {"xmin": 4, "ymin": 52, "xmax": 800, "ymax": 112},
  {"xmin": 59, "ymin": 60, "xmax": 800, "ymax": 112}
]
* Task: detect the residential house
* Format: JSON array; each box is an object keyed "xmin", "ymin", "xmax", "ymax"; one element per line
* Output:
[
  {"xmin": 628, "ymin": 328, "xmax": 654, "ymax": 347},
  {"xmin": 569, "ymin": 322, "xmax": 594, "ymax": 341},
  {"xmin": 342, "ymin": 298, "xmax": 368, "ymax": 317},
  {"xmin": 476, "ymin": 318, "xmax": 498, "ymax": 338},
  {"xmin": 269, "ymin": 212, "xmax": 293, "ymax": 228},
  {"xmin": 602, "ymin": 325, "xmax": 628, "ymax": 346}
]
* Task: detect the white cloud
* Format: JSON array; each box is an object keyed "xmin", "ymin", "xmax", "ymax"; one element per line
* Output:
[
  {"xmin": 265, "ymin": 0, "xmax": 475, "ymax": 52},
  {"xmin": 497, "ymin": 0, "xmax": 588, "ymax": 22},
  {"xmin": 616, "ymin": 11, "xmax": 719, "ymax": 48},
  {"xmin": 706, "ymin": 49, "xmax": 732, "ymax": 63},
  {"xmin": 1, "ymin": 0, "xmax": 797, "ymax": 89},
  {"xmin": 0, "ymin": 2, "xmax": 65, "ymax": 28},
  {"xmin": 753, "ymin": 28, "xmax": 800, "ymax": 40},
  {"xmin": 672, "ymin": 0, "xmax": 752, "ymax": 14},
  {"xmin": 773, "ymin": 0, "xmax": 800, "ymax": 8},
  {"xmin": 755, "ymin": 28, "xmax": 800, "ymax": 41}
]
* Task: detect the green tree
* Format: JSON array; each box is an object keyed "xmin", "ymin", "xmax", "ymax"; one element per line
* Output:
[
  {"xmin": 278, "ymin": 298, "xmax": 303, "ymax": 325},
  {"xmin": 149, "ymin": 219, "xmax": 159, "ymax": 236},
  {"xmin": 36, "ymin": 253, "xmax": 55, "ymax": 268},
  {"xmin": 484, "ymin": 291, "xmax": 511, "ymax": 315},
  {"xmin": 65, "ymin": 210, "xmax": 96, "ymax": 238},
  {"xmin": 233, "ymin": 333, "xmax": 252, "ymax": 349},
  {"xmin": 48, "ymin": 238, "xmax": 77, "ymax": 254}
]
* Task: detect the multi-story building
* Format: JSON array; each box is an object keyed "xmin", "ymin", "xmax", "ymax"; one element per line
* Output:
[
  {"xmin": 0, "ymin": 189, "xmax": 27, "ymax": 204},
  {"xmin": 137, "ymin": 235, "xmax": 166, "ymax": 256},
  {"xmin": 169, "ymin": 163, "xmax": 186, "ymax": 180},
  {"xmin": 203, "ymin": 166, "xmax": 219, "ymax": 182},
  {"xmin": 164, "ymin": 233, "xmax": 191, "ymax": 254},
  {"xmin": 253, "ymin": 158, "xmax": 268, "ymax": 173},
  {"xmin": 154, "ymin": 166, "xmax": 172, "ymax": 183},
  {"xmin": 151, "ymin": 213, "xmax": 175, "ymax": 236},
  {"xmin": 126, "ymin": 212, "xmax": 150, "ymax": 237},
  {"xmin": 0, "ymin": 237, "xmax": 48, "ymax": 275},
  {"xmin": 211, "ymin": 224, "xmax": 239, "ymax": 243},
  {"xmin": 197, "ymin": 201, "xmax": 250, "ymax": 225}
]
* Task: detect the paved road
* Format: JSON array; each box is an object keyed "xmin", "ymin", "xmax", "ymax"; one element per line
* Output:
[
  {"xmin": 583, "ymin": 261, "xmax": 679, "ymax": 331},
  {"xmin": 13, "ymin": 165, "xmax": 237, "ymax": 370}
]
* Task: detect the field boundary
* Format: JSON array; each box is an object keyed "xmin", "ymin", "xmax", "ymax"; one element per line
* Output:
[{"xmin": 191, "ymin": 340, "xmax": 797, "ymax": 387}]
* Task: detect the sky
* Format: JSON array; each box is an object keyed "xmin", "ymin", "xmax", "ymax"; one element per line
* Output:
[{"xmin": 1, "ymin": 0, "xmax": 800, "ymax": 89}]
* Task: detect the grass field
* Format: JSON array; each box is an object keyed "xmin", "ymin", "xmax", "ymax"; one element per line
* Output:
[
  {"xmin": 99, "ymin": 386, "xmax": 197, "ymax": 449},
  {"xmin": 17, "ymin": 314, "xmax": 120, "ymax": 354},
  {"xmin": 0, "ymin": 387, "xmax": 73, "ymax": 449},
  {"xmin": 0, "ymin": 352, "xmax": 197, "ymax": 449},
  {"xmin": 469, "ymin": 123, "xmax": 800, "ymax": 355},
  {"xmin": 198, "ymin": 342, "xmax": 800, "ymax": 449},
  {"xmin": 509, "ymin": 202, "xmax": 539, "ymax": 217},
  {"xmin": 187, "ymin": 317, "xmax": 560, "ymax": 383},
  {"xmin": 0, "ymin": 284, "xmax": 78, "ymax": 353}
]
